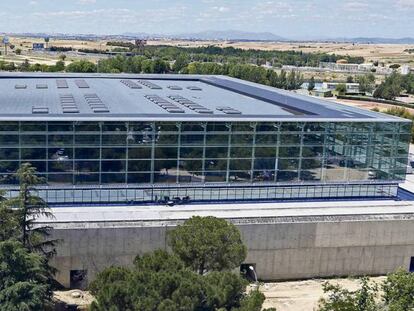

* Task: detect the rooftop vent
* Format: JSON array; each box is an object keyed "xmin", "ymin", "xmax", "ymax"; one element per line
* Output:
[
  {"xmin": 120, "ymin": 79, "xmax": 142, "ymax": 89},
  {"xmin": 32, "ymin": 106, "xmax": 49, "ymax": 114},
  {"xmin": 56, "ymin": 80, "xmax": 69, "ymax": 89},
  {"xmin": 137, "ymin": 80, "xmax": 162, "ymax": 89},
  {"xmin": 36, "ymin": 84, "xmax": 48, "ymax": 89},
  {"xmin": 84, "ymin": 93, "xmax": 110, "ymax": 113},
  {"xmin": 59, "ymin": 94, "xmax": 79, "ymax": 114},
  {"xmin": 168, "ymin": 95, "xmax": 213, "ymax": 114},
  {"xmin": 168, "ymin": 85, "xmax": 183, "ymax": 90},
  {"xmin": 74, "ymin": 79, "xmax": 90, "ymax": 89},
  {"xmin": 15, "ymin": 84, "xmax": 27, "ymax": 89},
  {"xmin": 216, "ymin": 106, "xmax": 242, "ymax": 115},
  {"xmin": 144, "ymin": 95, "xmax": 185, "ymax": 113},
  {"xmin": 187, "ymin": 86, "xmax": 202, "ymax": 91}
]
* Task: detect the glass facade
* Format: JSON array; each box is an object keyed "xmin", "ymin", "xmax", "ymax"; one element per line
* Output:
[{"xmin": 0, "ymin": 120, "xmax": 410, "ymax": 204}]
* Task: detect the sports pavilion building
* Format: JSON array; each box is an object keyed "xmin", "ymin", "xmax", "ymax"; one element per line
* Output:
[{"xmin": 0, "ymin": 73, "xmax": 411, "ymax": 205}]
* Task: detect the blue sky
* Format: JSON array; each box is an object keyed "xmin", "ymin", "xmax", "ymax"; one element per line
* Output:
[{"xmin": 1, "ymin": 0, "xmax": 413, "ymax": 38}]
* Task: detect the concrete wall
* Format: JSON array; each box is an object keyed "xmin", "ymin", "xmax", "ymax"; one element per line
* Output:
[{"xmin": 51, "ymin": 217, "xmax": 414, "ymax": 288}]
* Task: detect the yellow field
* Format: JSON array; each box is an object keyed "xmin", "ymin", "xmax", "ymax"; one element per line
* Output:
[{"xmin": 1, "ymin": 36, "xmax": 413, "ymax": 70}]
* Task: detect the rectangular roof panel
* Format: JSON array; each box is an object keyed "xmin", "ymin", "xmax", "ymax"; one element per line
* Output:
[{"xmin": 0, "ymin": 73, "xmax": 408, "ymax": 123}]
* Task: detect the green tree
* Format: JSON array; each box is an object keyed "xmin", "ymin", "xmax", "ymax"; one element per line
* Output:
[
  {"xmin": 347, "ymin": 75, "xmax": 354, "ymax": 83},
  {"xmin": 308, "ymin": 76, "xmax": 316, "ymax": 91},
  {"xmin": 0, "ymin": 240, "xmax": 52, "ymax": 311},
  {"xmin": 173, "ymin": 54, "xmax": 189, "ymax": 72},
  {"xmin": 373, "ymin": 72, "xmax": 403, "ymax": 100},
  {"xmin": 169, "ymin": 216, "xmax": 247, "ymax": 275},
  {"xmin": 15, "ymin": 48, "xmax": 22, "ymax": 55},
  {"xmin": 90, "ymin": 250, "xmax": 271, "ymax": 311},
  {"xmin": 52, "ymin": 60, "xmax": 65, "ymax": 72},
  {"xmin": 66, "ymin": 60, "xmax": 97, "ymax": 73},
  {"xmin": 357, "ymin": 73, "xmax": 375, "ymax": 94},
  {"xmin": 382, "ymin": 269, "xmax": 414, "ymax": 311},
  {"xmin": 318, "ymin": 277, "xmax": 379, "ymax": 311},
  {"xmin": 7, "ymin": 163, "xmax": 56, "ymax": 258},
  {"xmin": 335, "ymin": 83, "xmax": 347, "ymax": 95}
]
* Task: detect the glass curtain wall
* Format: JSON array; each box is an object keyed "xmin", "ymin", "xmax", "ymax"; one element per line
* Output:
[{"xmin": 0, "ymin": 121, "xmax": 410, "ymax": 186}]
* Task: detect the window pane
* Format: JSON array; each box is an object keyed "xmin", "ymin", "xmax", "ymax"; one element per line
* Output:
[
  {"xmin": 128, "ymin": 173, "xmax": 151, "ymax": 184},
  {"xmin": 0, "ymin": 148, "xmax": 19, "ymax": 159},
  {"xmin": 101, "ymin": 173, "xmax": 126, "ymax": 184},
  {"xmin": 101, "ymin": 160, "xmax": 126, "ymax": 172},
  {"xmin": 75, "ymin": 148, "xmax": 100, "ymax": 159},
  {"xmin": 180, "ymin": 147, "xmax": 203, "ymax": 159},
  {"xmin": 48, "ymin": 135, "xmax": 73, "ymax": 146},
  {"xmin": 49, "ymin": 161, "xmax": 73, "ymax": 173},
  {"xmin": 128, "ymin": 160, "xmax": 151, "ymax": 172},
  {"xmin": 21, "ymin": 135, "xmax": 46, "ymax": 146},
  {"xmin": 75, "ymin": 135, "xmax": 100, "ymax": 145},
  {"xmin": 48, "ymin": 148, "xmax": 73, "ymax": 160},
  {"xmin": 181, "ymin": 134, "xmax": 204, "ymax": 145},
  {"xmin": 128, "ymin": 147, "xmax": 152, "ymax": 159},
  {"xmin": 48, "ymin": 122, "xmax": 74, "ymax": 132},
  {"xmin": 206, "ymin": 147, "xmax": 228, "ymax": 158},
  {"xmin": 102, "ymin": 148, "xmax": 126, "ymax": 159},
  {"xmin": 231, "ymin": 134, "xmax": 253, "ymax": 145},
  {"xmin": 102, "ymin": 134, "xmax": 127, "ymax": 145},
  {"xmin": 75, "ymin": 161, "xmax": 100, "ymax": 173},
  {"xmin": 75, "ymin": 174, "xmax": 99, "ymax": 185},
  {"xmin": 155, "ymin": 147, "xmax": 178, "ymax": 159},
  {"xmin": 21, "ymin": 148, "xmax": 46, "ymax": 160}
]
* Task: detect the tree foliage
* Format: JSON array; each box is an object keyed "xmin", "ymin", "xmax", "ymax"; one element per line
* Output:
[
  {"xmin": 357, "ymin": 73, "xmax": 376, "ymax": 94},
  {"xmin": 169, "ymin": 216, "xmax": 247, "ymax": 275},
  {"xmin": 0, "ymin": 164, "xmax": 56, "ymax": 309},
  {"xmin": 318, "ymin": 271, "xmax": 414, "ymax": 311},
  {"xmin": 66, "ymin": 59, "xmax": 97, "ymax": 73},
  {"xmin": 335, "ymin": 83, "xmax": 347, "ymax": 95},
  {"xmin": 90, "ymin": 217, "xmax": 273, "ymax": 311},
  {"xmin": 373, "ymin": 72, "xmax": 403, "ymax": 100},
  {"xmin": 318, "ymin": 277, "xmax": 379, "ymax": 311},
  {"xmin": 6, "ymin": 163, "xmax": 56, "ymax": 258},
  {"xmin": 90, "ymin": 250, "xmax": 268, "ymax": 311},
  {"xmin": 0, "ymin": 240, "xmax": 52, "ymax": 311},
  {"xmin": 308, "ymin": 76, "xmax": 316, "ymax": 91},
  {"xmin": 382, "ymin": 268, "xmax": 414, "ymax": 311}
]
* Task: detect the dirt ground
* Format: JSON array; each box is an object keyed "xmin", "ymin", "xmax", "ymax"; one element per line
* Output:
[
  {"xmin": 261, "ymin": 276, "xmax": 386, "ymax": 311},
  {"xmin": 53, "ymin": 277, "xmax": 386, "ymax": 311},
  {"xmin": 2, "ymin": 37, "xmax": 414, "ymax": 67},
  {"xmin": 327, "ymin": 98, "xmax": 414, "ymax": 114},
  {"xmin": 149, "ymin": 40, "xmax": 414, "ymax": 65},
  {"xmin": 54, "ymin": 290, "xmax": 94, "ymax": 309}
]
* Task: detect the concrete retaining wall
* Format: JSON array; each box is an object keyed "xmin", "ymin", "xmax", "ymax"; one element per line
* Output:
[{"xmin": 50, "ymin": 216, "xmax": 414, "ymax": 288}]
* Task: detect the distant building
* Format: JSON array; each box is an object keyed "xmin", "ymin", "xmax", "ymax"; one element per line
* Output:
[
  {"xmin": 310, "ymin": 89, "xmax": 333, "ymax": 97},
  {"xmin": 319, "ymin": 62, "xmax": 360, "ymax": 72},
  {"xmin": 401, "ymin": 65, "xmax": 411, "ymax": 75},
  {"xmin": 32, "ymin": 43, "xmax": 45, "ymax": 50},
  {"xmin": 322, "ymin": 82, "xmax": 360, "ymax": 94}
]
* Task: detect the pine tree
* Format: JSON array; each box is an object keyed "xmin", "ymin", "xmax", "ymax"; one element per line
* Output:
[{"xmin": 7, "ymin": 163, "xmax": 57, "ymax": 259}]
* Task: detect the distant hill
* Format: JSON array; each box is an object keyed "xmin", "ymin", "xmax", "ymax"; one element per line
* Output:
[
  {"xmin": 5, "ymin": 31, "xmax": 414, "ymax": 44},
  {"xmin": 173, "ymin": 30, "xmax": 286, "ymax": 41},
  {"xmin": 322, "ymin": 37, "xmax": 414, "ymax": 44}
]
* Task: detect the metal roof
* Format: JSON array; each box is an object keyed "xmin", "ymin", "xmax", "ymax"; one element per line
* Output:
[{"xmin": 0, "ymin": 72, "xmax": 408, "ymax": 122}]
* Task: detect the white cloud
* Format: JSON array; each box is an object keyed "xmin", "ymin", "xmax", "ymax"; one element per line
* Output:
[
  {"xmin": 396, "ymin": 0, "xmax": 414, "ymax": 8},
  {"xmin": 78, "ymin": 0, "xmax": 96, "ymax": 4},
  {"xmin": 212, "ymin": 6, "xmax": 230, "ymax": 12},
  {"xmin": 343, "ymin": 2, "xmax": 369, "ymax": 11}
]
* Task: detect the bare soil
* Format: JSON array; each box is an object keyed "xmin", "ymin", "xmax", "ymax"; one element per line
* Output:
[{"xmin": 261, "ymin": 276, "xmax": 386, "ymax": 311}]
